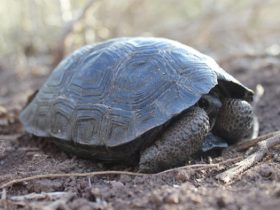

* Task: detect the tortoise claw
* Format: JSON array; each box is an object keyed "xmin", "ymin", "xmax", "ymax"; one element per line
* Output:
[{"xmin": 201, "ymin": 133, "xmax": 228, "ymax": 152}]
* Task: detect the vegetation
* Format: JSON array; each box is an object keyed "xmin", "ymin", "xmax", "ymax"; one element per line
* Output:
[{"xmin": 1, "ymin": 0, "xmax": 280, "ymax": 61}]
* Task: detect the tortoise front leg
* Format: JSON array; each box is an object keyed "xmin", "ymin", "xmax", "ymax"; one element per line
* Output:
[
  {"xmin": 213, "ymin": 98, "xmax": 256, "ymax": 144},
  {"xmin": 139, "ymin": 106, "xmax": 210, "ymax": 173}
]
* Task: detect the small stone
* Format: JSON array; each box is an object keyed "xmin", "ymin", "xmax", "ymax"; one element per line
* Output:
[
  {"xmin": 273, "ymin": 187, "xmax": 280, "ymax": 198},
  {"xmin": 216, "ymin": 197, "xmax": 226, "ymax": 208},
  {"xmin": 162, "ymin": 206, "xmax": 179, "ymax": 210},
  {"xmin": 164, "ymin": 192, "xmax": 180, "ymax": 204},
  {"xmin": 0, "ymin": 106, "xmax": 7, "ymax": 117},
  {"xmin": 195, "ymin": 178, "xmax": 203, "ymax": 183},
  {"xmin": 119, "ymin": 174, "xmax": 132, "ymax": 182},
  {"xmin": 150, "ymin": 193, "xmax": 163, "ymax": 205},
  {"xmin": 273, "ymin": 153, "xmax": 280, "ymax": 162},
  {"xmin": 258, "ymin": 164, "xmax": 274, "ymax": 179},
  {"xmin": 69, "ymin": 198, "xmax": 91, "ymax": 209},
  {"xmin": 189, "ymin": 194, "xmax": 202, "ymax": 204},
  {"xmin": 110, "ymin": 181, "xmax": 124, "ymax": 189},
  {"xmin": 90, "ymin": 187, "xmax": 101, "ymax": 198},
  {"xmin": 79, "ymin": 206, "xmax": 93, "ymax": 210},
  {"xmin": 175, "ymin": 170, "xmax": 190, "ymax": 182}
]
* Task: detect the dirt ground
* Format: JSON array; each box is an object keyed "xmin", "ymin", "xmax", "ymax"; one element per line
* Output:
[{"xmin": 0, "ymin": 53, "xmax": 280, "ymax": 210}]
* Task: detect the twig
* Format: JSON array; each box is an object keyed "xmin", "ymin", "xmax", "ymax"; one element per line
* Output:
[
  {"xmin": 0, "ymin": 160, "xmax": 241, "ymax": 189},
  {"xmin": 9, "ymin": 192, "xmax": 70, "ymax": 201},
  {"xmin": 156, "ymin": 157, "xmax": 243, "ymax": 176},
  {"xmin": 216, "ymin": 133, "xmax": 280, "ymax": 183},
  {"xmin": 0, "ymin": 134, "xmax": 22, "ymax": 141},
  {"xmin": 156, "ymin": 163, "xmax": 219, "ymax": 175},
  {"xmin": 233, "ymin": 130, "xmax": 280, "ymax": 151},
  {"xmin": 0, "ymin": 171, "xmax": 146, "ymax": 189},
  {"xmin": 213, "ymin": 156, "xmax": 243, "ymax": 165}
]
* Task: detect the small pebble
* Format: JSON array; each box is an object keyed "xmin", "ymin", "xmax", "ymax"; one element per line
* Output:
[
  {"xmin": 0, "ymin": 106, "xmax": 7, "ymax": 114},
  {"xmin": 258, "ymin": 164, "xmax": 274, "ymax": 179},
  {"xmin": 175, "ymin": 170, "xmax": 190, "ymax": 182},
  {"xmin": 110, "ymin": 181, "xmax": 124, "ymax": 189},
  {"xmin": 216, "ymin": 196, "xmax": 226, "ymax": 208},
  {"xmin": 150, "ymin": 193, "xmax": 163, "ymax": 205},
  {"xmin": 164, "ymin": 192, "xmax": 180, "ymax": 204}
]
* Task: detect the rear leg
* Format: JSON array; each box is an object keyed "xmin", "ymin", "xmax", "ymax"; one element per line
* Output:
[{"xmin": 139, "ymin": 106, "xmax": 210, "ymax": 173}]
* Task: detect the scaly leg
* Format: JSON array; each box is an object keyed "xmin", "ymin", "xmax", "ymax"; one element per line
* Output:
[{"xmin": 139, "ymin": 106, "xmax": 210, "ymax": 173}]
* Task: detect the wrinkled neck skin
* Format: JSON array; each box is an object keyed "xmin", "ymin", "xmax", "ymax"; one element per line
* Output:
[{"xmin": 198, "ymin": 87, "xmax": 222, "ymax": 129}]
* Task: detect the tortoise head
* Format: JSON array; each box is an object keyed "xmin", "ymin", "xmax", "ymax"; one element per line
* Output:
[{"xmin": 198, "ymin": 94, "xmax": 222, "ymax": 128}]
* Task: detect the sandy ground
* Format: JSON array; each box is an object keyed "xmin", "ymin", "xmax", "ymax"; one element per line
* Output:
[{"xmin": 0, "ymin": 53, "xmax": 280, "ymax": 210}]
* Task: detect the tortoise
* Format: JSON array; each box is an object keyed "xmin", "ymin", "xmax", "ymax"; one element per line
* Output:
[{"xmin": 20, "ymin": 37, "xmax": 257, "ymax": 173}]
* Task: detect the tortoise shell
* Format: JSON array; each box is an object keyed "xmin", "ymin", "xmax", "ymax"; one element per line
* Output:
[{"xmin": 20, "ymin": 37, "xmax": 253, "ymax": 155}]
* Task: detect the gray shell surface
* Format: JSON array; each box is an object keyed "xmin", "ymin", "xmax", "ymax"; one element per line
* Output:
[{"xmin": 20, "ymin": 37, "xmax": 252, "ymax": 149}]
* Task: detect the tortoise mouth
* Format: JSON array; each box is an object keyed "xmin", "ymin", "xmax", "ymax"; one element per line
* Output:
[
  {"xmin": 198, "ymin": 94, "xmax": 222, "ymax": 114},
  {"xmin": 198, "ymin": 94, "xmax": 222, "ymax": 130}
]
